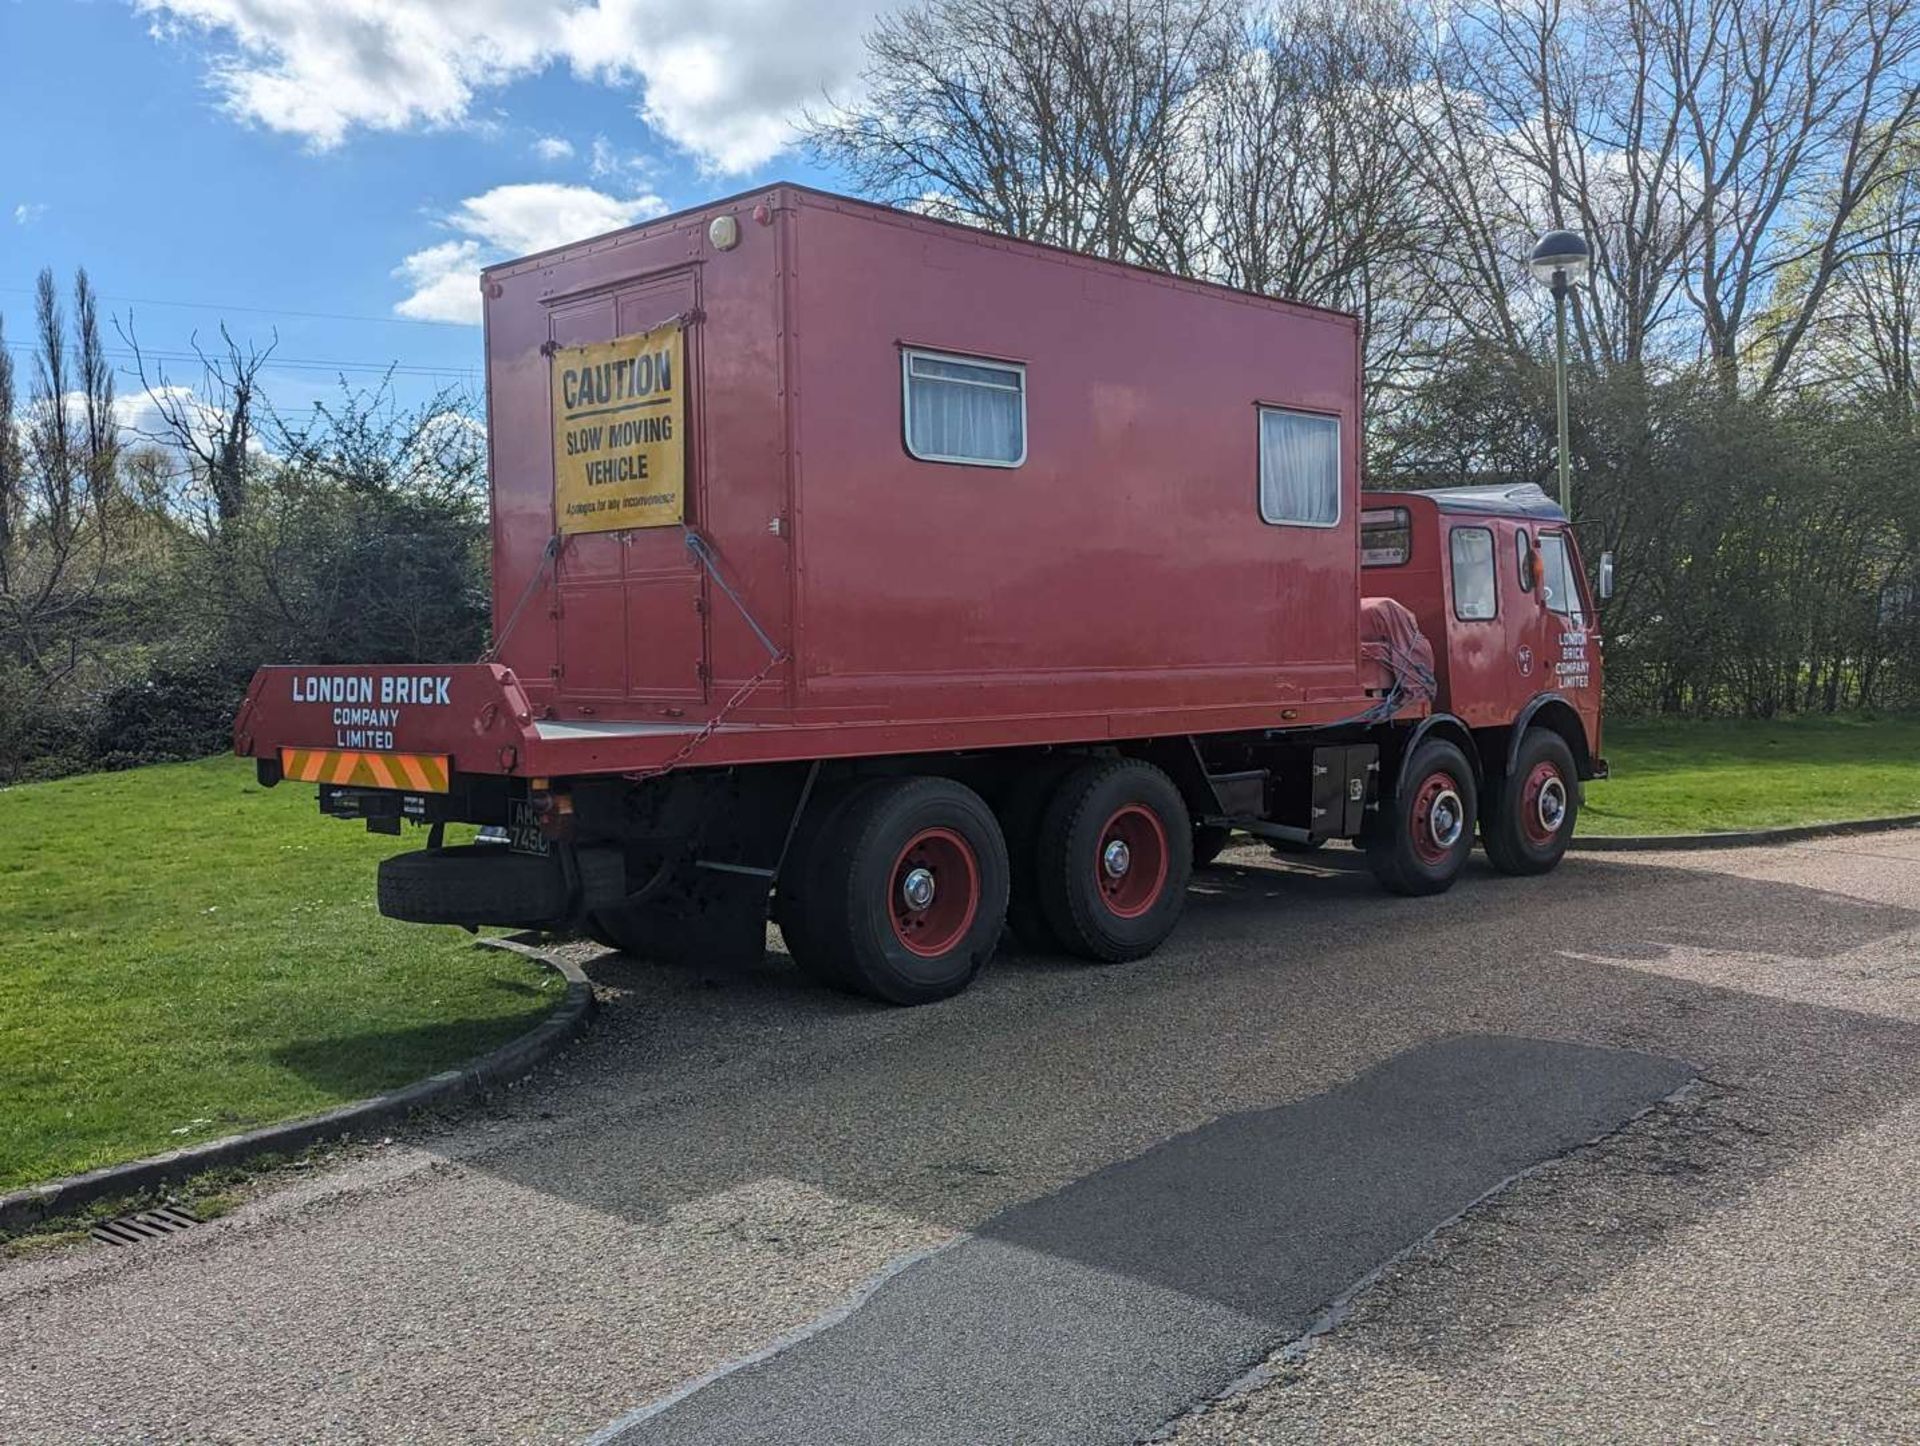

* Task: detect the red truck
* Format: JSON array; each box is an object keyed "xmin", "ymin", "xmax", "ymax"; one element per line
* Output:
[{"xmin": 233, "ymin": 184, "xmax": 1606, "ymax": 1005}]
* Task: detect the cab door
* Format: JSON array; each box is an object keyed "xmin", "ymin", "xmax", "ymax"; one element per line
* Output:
[{"xmin": 1529, "ymin": 526, "xmax": 1601, "ymax": 729}]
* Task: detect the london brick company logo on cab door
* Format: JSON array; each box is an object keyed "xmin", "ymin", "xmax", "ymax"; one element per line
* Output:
[
  {"xmin": 289, "ymin": 672, "xmax": 453, "ymax": 750},
  {"xmin": 551, "ymin": 321, "xmax": 686, "ymax": 536}
]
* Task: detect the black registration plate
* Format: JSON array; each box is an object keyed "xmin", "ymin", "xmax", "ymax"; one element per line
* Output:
[{"xmin": 509, "ymin": 799, "xmax": 551, "ymax": 856}]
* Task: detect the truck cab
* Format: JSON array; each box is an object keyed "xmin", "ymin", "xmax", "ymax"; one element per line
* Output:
[{"xmin": 1359, "ymin": 483, "xmax": 1604, "ymax": 780}]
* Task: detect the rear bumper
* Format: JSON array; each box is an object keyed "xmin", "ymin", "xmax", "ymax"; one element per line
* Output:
[{"xmin": 234, "ymin": 664, "xmax": 543, "ymax": 781}]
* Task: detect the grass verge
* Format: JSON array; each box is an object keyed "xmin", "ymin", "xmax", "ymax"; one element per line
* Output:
[
  {"xmin": 0, "ymin": 756, "xmax": 559, "ymax": 1193},
  {"xmin": 1583, "ymin": 715, "xmax": 1920, "ymax": 836}
]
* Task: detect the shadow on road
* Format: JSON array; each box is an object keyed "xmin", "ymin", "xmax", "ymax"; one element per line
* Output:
[{"xmin": 443, "ymin": 846, "xmax": 1920, "ymax": 1428}]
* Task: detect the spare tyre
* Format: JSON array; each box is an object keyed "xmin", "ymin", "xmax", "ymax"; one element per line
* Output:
[{"xmin": 378, "ymin": 844, "xmax": 570, "ymax": 928}]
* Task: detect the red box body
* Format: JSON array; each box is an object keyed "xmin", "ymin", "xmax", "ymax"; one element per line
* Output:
[{"xmin": 239, "ymin": 186, "xmax": 1390, "ymax": 779}]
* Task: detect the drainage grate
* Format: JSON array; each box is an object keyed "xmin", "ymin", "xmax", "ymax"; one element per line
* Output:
[{"xmin": 89, "ymin": 1207, "xmax": 201, "ymax": 1247}]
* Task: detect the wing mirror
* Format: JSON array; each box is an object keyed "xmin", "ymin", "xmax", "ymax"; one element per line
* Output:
[{"xmin": 1598, "ymin": 550, "xmax": 1615, "ymax": 601}]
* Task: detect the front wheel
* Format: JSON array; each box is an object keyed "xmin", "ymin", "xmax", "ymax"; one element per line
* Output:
[
  {"xmin": 1366, "ymin": 739, "xmax": 1477, "ymax": 897},
  {"xmin": 1482, "ymin": 728, "xmax": 1579, "ymax": 876}
]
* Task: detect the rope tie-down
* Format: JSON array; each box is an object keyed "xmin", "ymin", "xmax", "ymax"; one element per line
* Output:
[{"xmin": 626, "ymin": 526, "xmax": 789, "ymax": 780}]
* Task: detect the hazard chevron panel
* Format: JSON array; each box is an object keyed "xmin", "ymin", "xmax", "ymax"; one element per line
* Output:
[{"xmin": 280, "ymin": 747, "xmax": 451, "ymax": 793}]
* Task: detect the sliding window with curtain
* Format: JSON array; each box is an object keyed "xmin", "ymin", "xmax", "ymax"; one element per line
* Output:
[{"xmin": 1257, "ymin": 407, "xmax": 1340, "ymax": 527}]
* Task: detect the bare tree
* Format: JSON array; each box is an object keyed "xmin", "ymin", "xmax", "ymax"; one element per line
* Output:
[
  {"xmin": 809, "ymin": 0, "xmax": 1232, "ymax": 261},
  {"xmin": 1164, "ymin": 0, "xmax": 1436, "ymax": 396},
  {"xmin": 1766, "ymin": 143, "xmax": 1920, "ymax": 417},
  {"xmin": 1417, "ymin": 0, "xmax": 1920, "ymax": 392},
  {"xmin": 0, "ymin": 269, "xmax": 119, "ymax": 693},
  {"xmin": 121, "ymin": 318, "xmax": 276, "ymax": 527},
  {"xmin": 0, "ymin": 317, "xmax": 18, "ymax": 554}
]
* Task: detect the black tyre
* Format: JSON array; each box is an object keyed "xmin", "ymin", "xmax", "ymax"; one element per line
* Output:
[
  {"xmin": 1481, "ymin": 728, "xmax": 1579, "ymax": 876},
  {"xmin": 378, "ymin": 844, "xmax": 571, "ymax": 927},
  {"xmin": 806, "ymin": 777, "xmax": 1010, "ymax": 1005},
  {"xmin": 998, "ymin": 762, "xmax": 1073, "ymax": 950},
  {"xmin": 1365, "ymin": 739, "xmax": 1477, "ymax": 897},
  {"xmin": 1036, "ymin": 759, "xmax": 1192, "ymax": 963},
  {"xmin": 1192, "ymin": 825, "xmax": 1233, "ymax": 868},
  {"xmin": 771, "ymin": 783, "xmax": 864, "ymax": 988}
]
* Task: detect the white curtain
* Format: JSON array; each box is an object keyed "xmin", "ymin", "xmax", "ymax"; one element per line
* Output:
[
  {"xmin": 909, "ymin": 356, "xmax": 1024, "ymax": 464},
  {"xmin": 1259, "ymin": 409, "xmax": 1340, "ymax": 525}
]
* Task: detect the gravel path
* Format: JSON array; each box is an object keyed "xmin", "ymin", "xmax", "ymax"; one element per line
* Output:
[{"xmin": 2, "ymin": 830, "xmax": 1915, "ymax": 1444}]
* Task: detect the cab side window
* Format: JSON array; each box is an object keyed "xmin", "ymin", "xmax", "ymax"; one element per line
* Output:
[
  {"xmin": 1450, "ymin": 527, "xmax": 1498, "ymax": 620},
  {"xmin": 1515, "ymin": 528, "xmax": 1534, "ymax": 592},
  {"xmin": 1537, "ymin": 532, "xmax": 1585, "ymax": 623}
]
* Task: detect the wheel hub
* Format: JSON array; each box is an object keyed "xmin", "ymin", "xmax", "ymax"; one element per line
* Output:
[
  {"xmin": 1537, "ymin": 777, "xmax": 1567, "ymax": 833},
  {"xmin": 900, "ymin": 866, "xmax": 937, "ymax": 911},
  {"xmin": 1102, "ymin": 838, "xmax": 1132, "ymax": 879},
  {"xmin": 1427, "ymin": 788, "xmax": 1464, "ymax": 851}
]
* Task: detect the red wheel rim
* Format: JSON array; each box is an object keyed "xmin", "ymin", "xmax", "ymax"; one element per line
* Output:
[
  {"xmin": 1520, "ymin": 760, "xmax": 1569, "ymax": 847},
  {"xmin": 1095, "ymin": 804, "xmax": 1170, "ymax": 918},
  {"xmin": 889, "ymin": 827, "xmax": 980, "ymax": 957},
  {"xmin": 1409, "ymin": 771, "xmax": 1466, "ymax": 866}
]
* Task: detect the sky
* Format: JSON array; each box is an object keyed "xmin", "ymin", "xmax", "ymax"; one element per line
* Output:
[{"xmin": 0, "ymin": 0, "xmax": 877, "ymax": 424}]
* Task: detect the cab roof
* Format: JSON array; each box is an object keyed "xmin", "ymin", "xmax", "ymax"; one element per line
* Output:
[{"xmin": 1415, "ymin": 483, "xmax": 1566, "ymax": 522}]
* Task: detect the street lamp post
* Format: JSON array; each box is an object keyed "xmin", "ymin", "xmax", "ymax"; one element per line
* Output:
[{"xmin": 1528, "ymin": 230, "xmax": 1590, "ymax": 519}]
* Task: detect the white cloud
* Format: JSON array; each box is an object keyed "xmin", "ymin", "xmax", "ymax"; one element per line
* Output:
[
  {"xmin": 393, "ymin": 240, "xmax": 488, "ymax": 325},
  {"xmin": 392, "ymin": 183, "xmax": 669, "ymax": 324},
  {"xmin": 13, "ymin": 202, "xmax": 48, "ymax": 225},
  {"xmin": 532, "ymin": 135, "xmax": 574, "ymax": 161},
  {"xmin": 134, "ymin": 0, "xmax": 881, "ymax": 172}
]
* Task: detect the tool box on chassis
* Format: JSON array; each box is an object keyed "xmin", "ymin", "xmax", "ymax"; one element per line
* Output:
[{"xmin": 233, "ymin": 183, "xmax": 1606, "ymax": 1005}]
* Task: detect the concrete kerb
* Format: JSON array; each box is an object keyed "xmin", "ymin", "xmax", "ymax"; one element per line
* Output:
[
  {"xmin": 1570, "ymin": 813, "xmax": 1920, "ymax": 852},
  {"xmin": 0, "ymin": 936, "xmax": 593, "ymax": 1235}
]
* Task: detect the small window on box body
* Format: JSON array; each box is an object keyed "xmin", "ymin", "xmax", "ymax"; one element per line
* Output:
[
  {"xmin": 1361, "ymin": 506, "xmax": 1412, "ymax": 566},
  {"xmin": 1258, "ymin": 407, "xmax": 1341, "ymax": 527},
  {"xmin": 1451, "ymin": 526, "xmax": 1498, "ymax": 620},
  {"xmin": 902, "ymin": 349, "xmax": 1026, "ymax": 467}
]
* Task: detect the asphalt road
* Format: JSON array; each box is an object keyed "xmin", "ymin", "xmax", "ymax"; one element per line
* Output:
[{"xmin": 3, "ymin": 830, "xmax": 1917, "ymax": 1444}]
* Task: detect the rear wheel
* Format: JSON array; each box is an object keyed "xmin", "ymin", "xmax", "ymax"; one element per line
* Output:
[
  {"xmin": 772, "ymin": 784, "xmax": 862, "ymax": 987},
  {"xmin": 1482, "ymin": 728, "xmax": 1579, "ymax": 876},
  {"xmin": 804, "ymin": 777, "xmax": 1009, "ymax": 1005},
  {"xmin": 1366, "ymin": 739, "xmax": 1477, "ymax": 897},
  {"xmin": 1036, "ymin": 760, "xmax": 1192, "ymax": 962}
]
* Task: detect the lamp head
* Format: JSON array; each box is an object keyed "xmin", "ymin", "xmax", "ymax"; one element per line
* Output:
[{"xmin": 1529, "ymin": 229, "xmax": 1590, "ymax": 289}]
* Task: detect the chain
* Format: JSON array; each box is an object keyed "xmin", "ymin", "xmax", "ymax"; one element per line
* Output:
[
  {"xmin": 625, "ymin": 526, "xmax": 787, "ymax": 780},
  {"xmin": 626, "ymin": 647, "xmax": 788, "ymax": 781}
]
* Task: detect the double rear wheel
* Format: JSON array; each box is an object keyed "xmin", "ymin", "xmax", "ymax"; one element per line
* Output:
[
  {"xmin": 778, "ymin": 759, "xmax": 1193, "ymax": 1004},
  {"xmin": 1029, "ymin": 759, "xmax": 1193, "ymax": 963},
  {"xmin": 776, "ymin": 776, "xmax": 1009, "ymax": 1005}
]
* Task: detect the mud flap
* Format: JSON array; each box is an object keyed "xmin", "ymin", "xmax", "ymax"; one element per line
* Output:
[{"xmin": 604, "ymin": 863, "xmax": 772, "ymax": 970}]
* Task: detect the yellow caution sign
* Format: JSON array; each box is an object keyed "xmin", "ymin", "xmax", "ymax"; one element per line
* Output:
[{"xmin": 551, "ymin": 322, "xmax": 685, "ymax": 535}]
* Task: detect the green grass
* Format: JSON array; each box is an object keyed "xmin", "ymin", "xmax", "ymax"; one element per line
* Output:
[
  {"xmin": 1583, "ymin": 715, "xmax": 1920, "ymax": 836},
  {"xmin": 0, "ymin": 757, "xmax": 560, "ymax": 1193}
]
